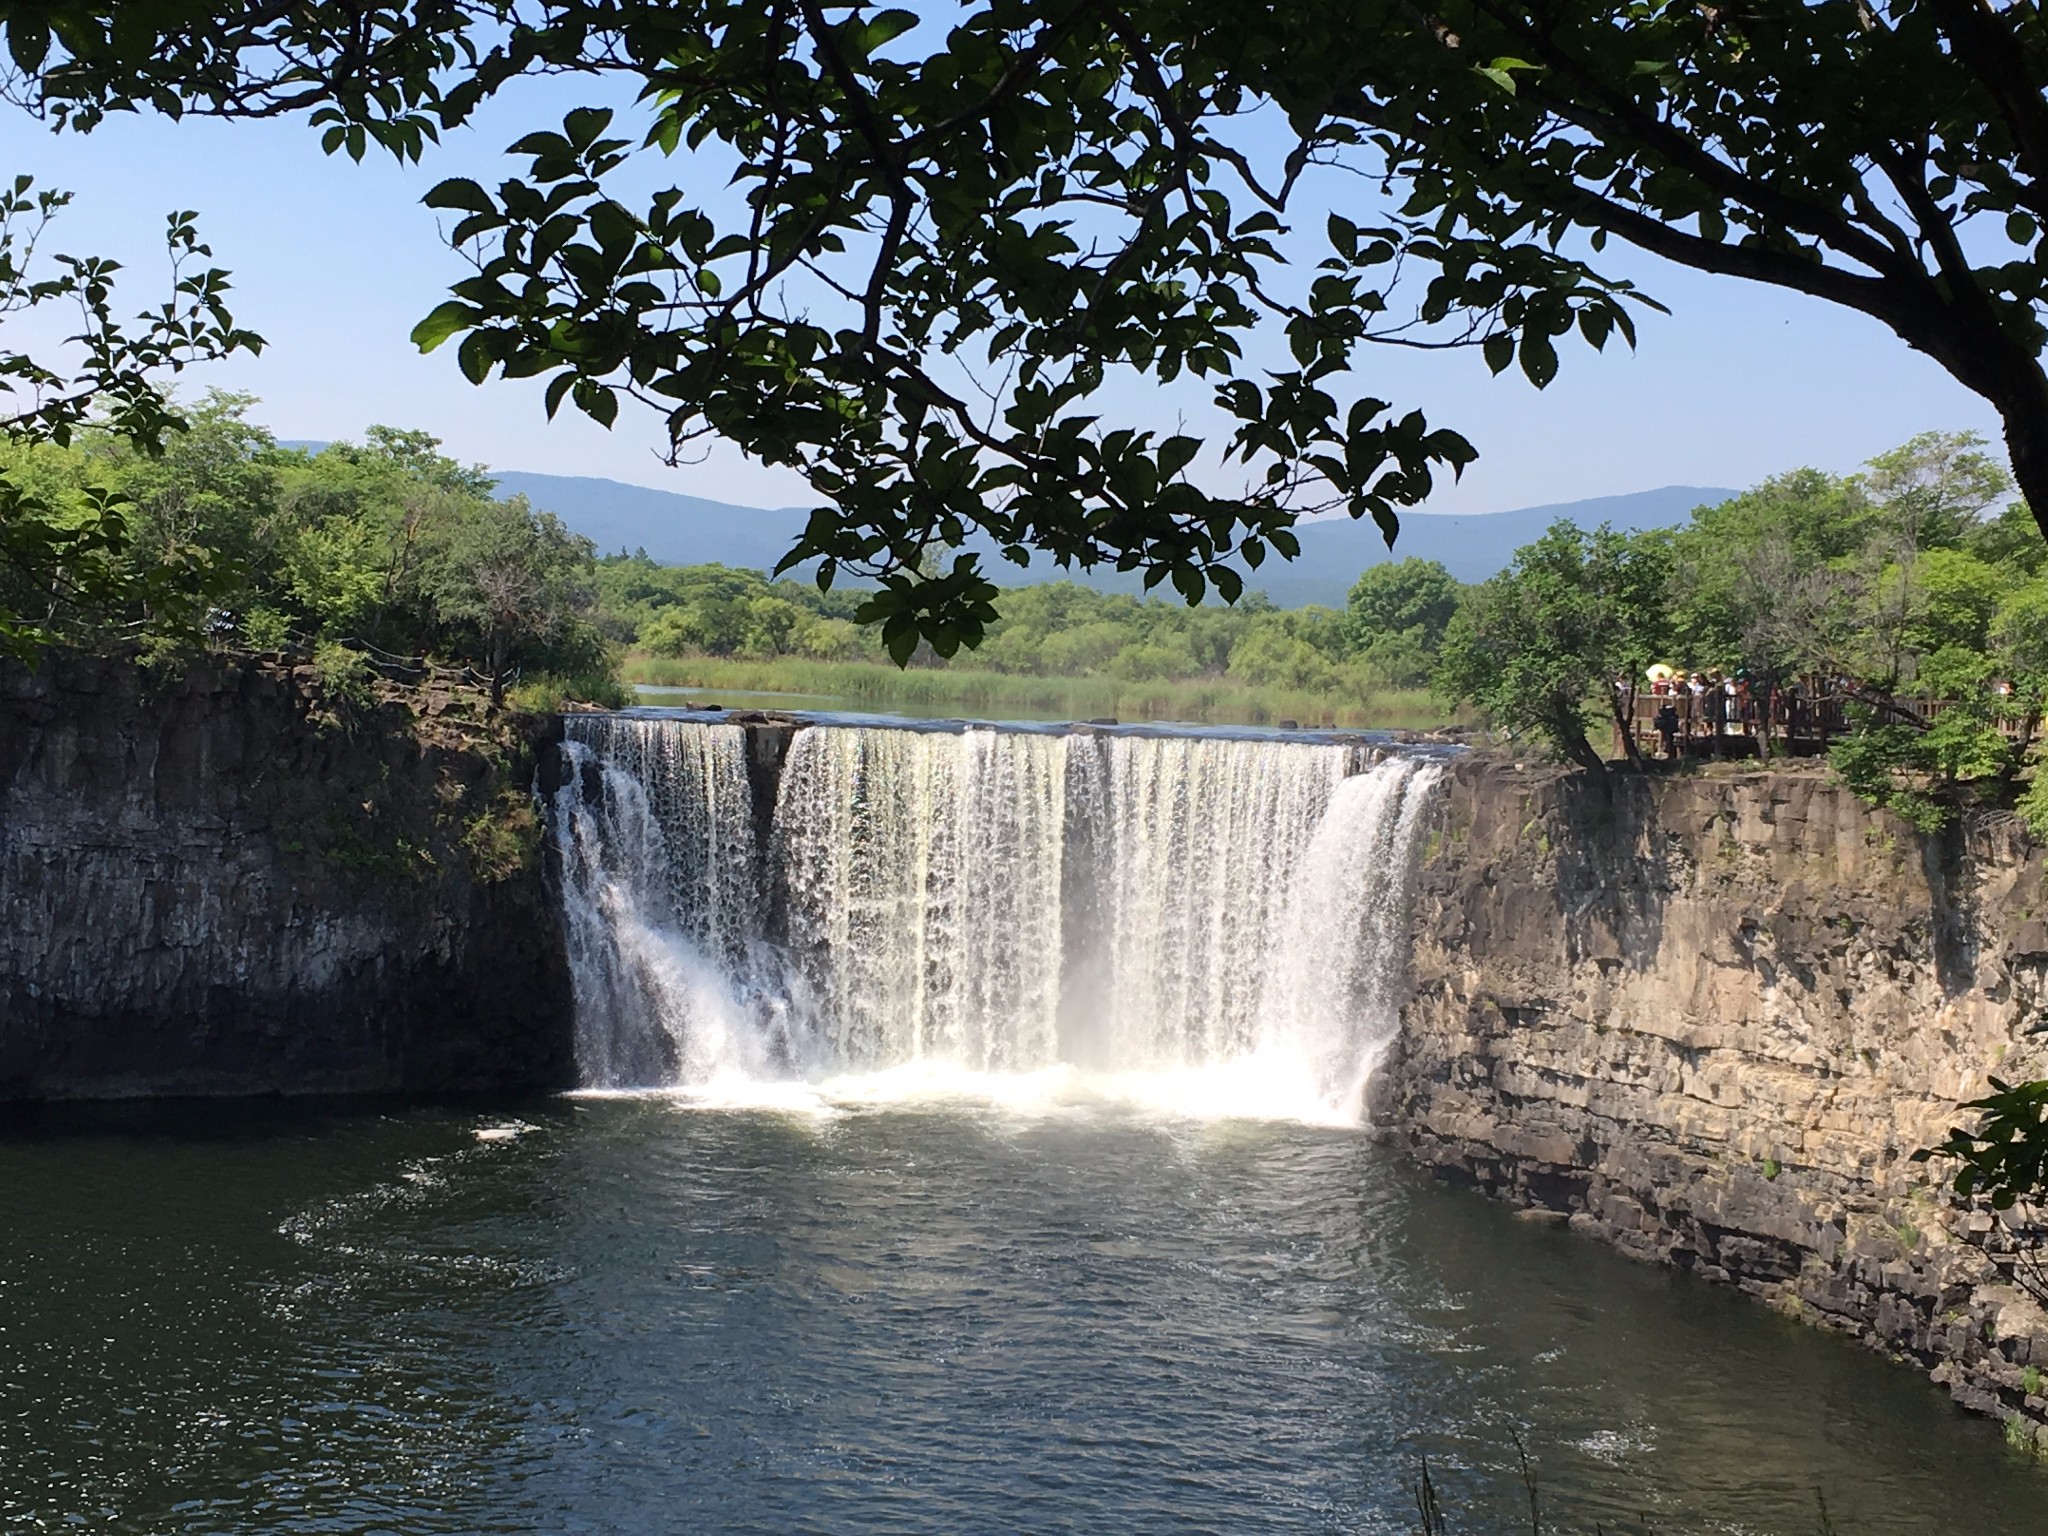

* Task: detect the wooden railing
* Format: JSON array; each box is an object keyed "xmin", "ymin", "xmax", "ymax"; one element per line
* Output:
[
  {"xmin": 247, "ymin": 629, "xmax": 504, "ymax": 694},
  {"xmin": 1613, "ymin": 682, "xmax": 2034, "ymax": 760}
]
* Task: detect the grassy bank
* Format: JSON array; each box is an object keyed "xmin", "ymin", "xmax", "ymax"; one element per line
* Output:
[{"xmin": 620, "ymin": 654, "xmax": 1459, "ymax": 729}]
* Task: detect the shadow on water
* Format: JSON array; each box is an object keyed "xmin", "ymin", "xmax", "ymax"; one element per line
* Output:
[
  {"xmin": 0, "ymin": 1091, "xmax": 578, "ymax": 1146},
  {"xmin": 2, "ymin": 1096, "xmax": 2043, "ymax": 1534}
]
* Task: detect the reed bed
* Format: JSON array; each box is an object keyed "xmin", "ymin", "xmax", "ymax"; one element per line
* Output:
[{"xmin": 620, "ymin": 654, "xmax": 1458, "ymax": 730}]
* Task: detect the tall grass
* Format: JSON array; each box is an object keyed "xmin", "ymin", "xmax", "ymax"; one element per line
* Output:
[{"xmin": 620, "ymin": 653, "xmax": 1460, "ymax": 730}]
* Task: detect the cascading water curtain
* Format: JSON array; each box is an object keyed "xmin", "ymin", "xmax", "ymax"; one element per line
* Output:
[
  {"xmin": 550, "ymin": 716, "xmax": 775, "ymax": 1088},
  {"xmin": 1062, "ymin": 734, "xmax": 1362, "ymax": 1068},
  {"xmin": 772, "ymin": 726, "xmax": 1070, "ymax": 1071},
  {"xmin": 1255, "ymin": 758, "xmax": 1444, "ymax": 1119},
  {"xmin": 550, "ymin": 716, "xmax": 1443, "ymax": 1119}
]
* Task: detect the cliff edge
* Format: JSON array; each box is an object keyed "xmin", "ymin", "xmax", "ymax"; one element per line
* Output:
[
  {"xmin": 1378, "ymin": 753, "xmax": 2048, "ymax": 1440},
  {"xmin": 0, "ymin": 652, "xmax": 575, "ymax": 1099}
]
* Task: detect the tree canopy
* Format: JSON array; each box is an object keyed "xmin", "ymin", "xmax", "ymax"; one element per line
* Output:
[
  {"xmin": 0, "ymin": 391, "xmax": 612, "ymax": 691},
  {"xmin": 0, "ymin": 174, "xmax": 261, "ymax": 654},
  {"xmin": 1421, "ymin": 431, "xmax": 2048, "ymax": 826},
  {"xmin": 7, "ymin": 1, "xmax": 2045, "ymax": 658},
  {"xmin": 1435, "ymin": 520, "xmax": 1669, "ymax": 772}
]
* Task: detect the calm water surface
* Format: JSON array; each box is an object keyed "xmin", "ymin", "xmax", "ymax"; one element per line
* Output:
[{"xmin": 3, "ymin": 1096, "xmax": 2043, "ymax": 1534}]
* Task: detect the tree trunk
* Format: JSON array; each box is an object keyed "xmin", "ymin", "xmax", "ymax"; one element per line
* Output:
[
  {"xmin": 1554, "ymin": 702, "xmax": 1608, "ymax": 778},
  {"xmin": 2006, "ymin": 390, "xmax": 2048, "ymax": 546},
  {"xmin": 489, "ymin": 631, "xmax": 509, "ymax": 706},
  {"xmin": 1607, "ymin": 689, "xmax": 1646, "ymax": 772}
]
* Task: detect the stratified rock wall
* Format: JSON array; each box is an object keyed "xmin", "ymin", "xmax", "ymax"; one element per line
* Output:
[
  {"xmin": 0, "ymin": 653, "xmax": 574, "ymax": 1099},
  {"xmin": 1378, "ymin": 754, "xmax": 2048, "ymax": 1436}
]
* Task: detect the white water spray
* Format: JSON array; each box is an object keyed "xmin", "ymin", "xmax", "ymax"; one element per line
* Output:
[{"xmin": 549, "ymin": 717, "xmax": 1442, "ymax": 1122}]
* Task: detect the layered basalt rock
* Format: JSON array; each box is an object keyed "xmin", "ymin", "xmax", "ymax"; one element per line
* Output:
[
  {"xmin": 0, "ymin": 652, "xmax": 574, "ymax": 1100},
  {"xmin": 1377, "ymin": 754, "xmax": 2048, "ymax": 1439}
]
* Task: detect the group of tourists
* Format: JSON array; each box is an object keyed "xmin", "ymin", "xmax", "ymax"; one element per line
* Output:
[
  {"xmin": 1616, "ymin": 666, "xmax": 1851, "ymax": 760},
  {"xmin": 1641, "ymin": 667, "xmax": 1759, "ymax": 758}
]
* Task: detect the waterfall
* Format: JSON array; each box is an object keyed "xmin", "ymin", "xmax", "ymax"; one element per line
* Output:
[
  {"xmin": 549, "ymin": 717, "xmax": 786, "ymax": 1087},
  {"xmin": 772, "ymin": 726, "xmax": 1071, "ymax": 1073},
  {"xmin": 549, "ymin": 716, "xmax": 1442, "ymax": 1121}
]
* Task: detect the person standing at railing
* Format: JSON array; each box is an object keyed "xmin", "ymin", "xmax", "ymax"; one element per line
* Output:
[{"xmin": 1655, "ymin": 697, "xmax": 1681, "ymax": 760}]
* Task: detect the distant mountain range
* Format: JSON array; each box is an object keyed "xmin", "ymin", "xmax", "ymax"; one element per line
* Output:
[
  {"xmin": 491, "ymin": 470, "xmax": 1735, "ymax": 605},
  {"xmin": 285, "ymin": 446, "xmax": 1727, "ymax": 604}
]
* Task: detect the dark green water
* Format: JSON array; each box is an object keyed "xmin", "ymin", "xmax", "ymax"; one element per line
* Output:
[{"xmin": 3, "ymin": 1095, "xmax": 2043, "ymax": 1534}]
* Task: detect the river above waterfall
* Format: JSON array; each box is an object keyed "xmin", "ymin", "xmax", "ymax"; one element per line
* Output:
[{"xmin": 5, "ymin": 1093, "xmax": 2044, "ymax": 1535}]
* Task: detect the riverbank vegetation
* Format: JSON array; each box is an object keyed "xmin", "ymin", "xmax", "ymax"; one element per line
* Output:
[
  {"xmin": 624, "ymin": 654, "xmax": 1445, "ymax": 730},
  {"xmin": 0, "ymin": 389, "xmax": 1458, "ymax": 726},
  {"xmin": 601, "ymin": 552, "xmax": 1462, "ymax": 726},
  {"xmin": 16, "ymin": 393, "xmax": 2048, "ymax": 770}
]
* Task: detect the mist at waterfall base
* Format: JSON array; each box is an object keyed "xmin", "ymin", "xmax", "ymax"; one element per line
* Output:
[{"xmin": 550, "ymin": 716, "xmax": 1442, "ymax": 1124}]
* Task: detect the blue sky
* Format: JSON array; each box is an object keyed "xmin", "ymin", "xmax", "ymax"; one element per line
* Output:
[{"xmin": 10, "ymin": 76, "xmax": 2005, "ymax": 515}]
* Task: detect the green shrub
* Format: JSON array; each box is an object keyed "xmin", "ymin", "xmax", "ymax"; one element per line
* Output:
[
  {"xmin": 311, "ymin": 641, "xmax": 375, "ymax": 710},
  {"xmin": 241, "ymin": 606, "xmax": 292, "ymax": 651},
  {"xmin": 1829, "ymin": 725, "xmax": 1951, "ymax": 832},
  {"xmin": 508, "ymin": 670, "xmax": 631, "ymax": 713},
  {"xmin": 462, "ymin": 790, "xmax": 541, "ymax": 882}
]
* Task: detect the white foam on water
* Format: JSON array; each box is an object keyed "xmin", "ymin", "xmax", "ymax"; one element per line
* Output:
[{"xmin": 573, "ymin": 1059, "xmax": 1354, "ymax": 1129}]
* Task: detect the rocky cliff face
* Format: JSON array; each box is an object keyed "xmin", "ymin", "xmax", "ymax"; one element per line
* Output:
[
  {"xmin": 0, "ymin": 652, "xmax": 574, "ymax": 1099},
  {"xmin": 1377, "ymin": 754, "xmax": 2048, "ymax": 1439}
]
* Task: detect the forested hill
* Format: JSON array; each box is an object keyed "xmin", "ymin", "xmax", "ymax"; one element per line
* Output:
[
  {"xmin": 489, "ymin": 470, "xmax": 1733, "ymax": 605},
  {"xmin": 487, "ymin": 472, "xmax": 811, "ymax": 576}
]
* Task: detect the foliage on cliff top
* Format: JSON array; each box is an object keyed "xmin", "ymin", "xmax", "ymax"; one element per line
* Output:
[
  {"xmin": 3, "ymin": 392, "xmax": 619, "ymax": 702},
  {"xmin": 0, "ymin": 176, "xmax": 262, "ymax": 656},
  {"xmin": 1434, "ymin": 524, "xmax": 1668, "ymax": 774},
  {"xmin": 600, "ymin": 549, "xmax": 1463, "ymax": 707},
  {"xmin": 256, "ymin": 652, "xmax": 554, "ymax": 886},
  {"xmin": 1433, "ymin": 431, "xmax": 2048, "ymax": 812}
]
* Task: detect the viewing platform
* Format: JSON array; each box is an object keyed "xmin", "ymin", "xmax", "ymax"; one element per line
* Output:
[{"xmin": 1614, "ymin": 683, "xmax": 2032, "ymax": 760}]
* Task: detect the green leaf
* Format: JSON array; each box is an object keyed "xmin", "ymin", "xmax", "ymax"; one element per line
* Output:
[
  {"xmin": 572, "ymin": 379, "xmax": 619, "ymax": 428},
  {"xmin": 864, "ymin": 9, "xmax": 917, "ymax": 48},
  {"xmin": 455, "ymin": 331, "xmax": 495, "ymax": 385},
  {"xmin": 543, "ymin": 372, "xmax": 576, "ymax": 420},
  {"xmin": 1326, "ymin": 213, "xmax": 1359, "ymax": 261},
  {"xmin": 508, "ymin": 130, "xmax": 573, "ymax": 159},
  {"xmin": 884, "ymin": 618, "xmax": 919, "ymax": 667},
  {"xmin": 1476, "ymin": 57, "xmax": 1535, "ymax": 94},
  {"xmin": 410, "ymin": 300, "xmax": 478, "ymax": 353},
  {"xmin": 1519, "ymin": 332, "xmax": 1558, "ymax": 389},
  {"xmin": 423, "ymin": 178, "xmax": 496, "ymax": 215},
  {"xmin": 1157, "ymin": 434, "xmax": 1200, "ymax": 480},
  {"xmin": 564, "ymin": 108, "xmax": 615, "ymax": 152},
  {"xmin": 7, "ymin": 20, "xmax": 49, "ymax": 74}
]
